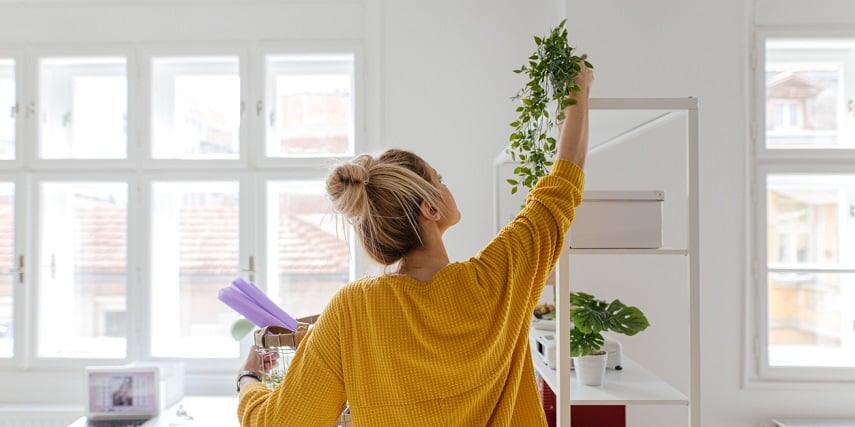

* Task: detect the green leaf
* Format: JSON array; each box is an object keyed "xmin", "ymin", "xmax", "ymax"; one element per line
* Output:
[
  {"xmin": 505, "ymin": 20, "xmax": 593, "ymax": 206},
  {"xmin": 570, "ymin": 328, "xmax": 605, "ymax": 357},
  {"xmin": 604, "ymin": 301, "xmax": 651, "ymax": 336},
  {"xmin": 568, "ymin": 291, "xmax": 650, "ymax": 345}
]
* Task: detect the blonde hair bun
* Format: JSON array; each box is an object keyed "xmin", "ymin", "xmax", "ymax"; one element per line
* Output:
[
  {"xmin": 326, "ymin": 153, "xmax": 374, "ymax": 221},
  {"xmin": 326, "ymin": 149, "xmax": 441, "ymax": 265}
]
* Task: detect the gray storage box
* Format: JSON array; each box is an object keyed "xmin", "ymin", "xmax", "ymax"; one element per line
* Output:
[{"xmin": 568, "ymin": 190, "xmax": 664, "ymax": 249}]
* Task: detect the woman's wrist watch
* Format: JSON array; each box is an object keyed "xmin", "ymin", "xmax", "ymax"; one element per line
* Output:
[{"xmin": 236, "ymin": 370, "xmax": 262, "ymax": 392}]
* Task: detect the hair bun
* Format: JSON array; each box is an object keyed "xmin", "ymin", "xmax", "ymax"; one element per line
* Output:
[
  {"xmin": 326, "ymin": 154, "xmax": 374, "ymax": 221},
  {"xmin": 337, "ymin": 162, "xmax": 370, "ymax": 187}
]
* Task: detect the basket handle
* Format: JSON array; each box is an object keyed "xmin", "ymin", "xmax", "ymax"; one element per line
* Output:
[{"xmin": 254, "ymin": 323, "xmax": 311, "ymax": 348}]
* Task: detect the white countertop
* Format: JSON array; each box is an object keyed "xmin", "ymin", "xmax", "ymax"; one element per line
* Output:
[
  {"xmin": 772, "ymin": 420, "xmax": 855, "ymax": 427},
  {"xmin": 69, "ymin": 396, "xmax": 239, "ymax": 427}
]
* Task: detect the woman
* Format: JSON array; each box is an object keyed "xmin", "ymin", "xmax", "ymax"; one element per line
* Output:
[{"xmin": 236, "ymin": 63, "xmax": 592, "ymax": 426}]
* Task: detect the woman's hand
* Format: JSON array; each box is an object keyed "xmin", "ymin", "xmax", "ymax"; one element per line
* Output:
[
  {"xmin": 241, "ymin": 345, "xmax": 280, "ymax": 373},
  {"xmin": 556, "ymin": 60, "xmax": 594, "ymax": 168},
  {"xmin": 573, "ymin": 60, "xmax": 594, "ymax": 98}
]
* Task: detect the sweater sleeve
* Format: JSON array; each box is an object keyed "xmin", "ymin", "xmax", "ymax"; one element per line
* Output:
[
  {"xmin": 469, "ymin": 159, "xmax": 584, "ymax": 302},
  {"xmin": 237, "ymin": 298, "xmax": 347, "ymax": 427}
]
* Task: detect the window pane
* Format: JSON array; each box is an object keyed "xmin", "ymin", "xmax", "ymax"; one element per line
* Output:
[
  {"xmin": 266, "ymin": 181, "xmax": 349, "ymax": 318},
  {"xmin": 0, "ymin": 182, "xmax": 13, "ymax": 357},
  {"xmin": 767, "ymin": 174, "xmax": 854, "ymax": 267},
  {"xmin": 767, "ymin": 174, "xmax": 855, "ymax": 368},
  {"xmin": 768, "ymin": 272, "xmax": 855, "ymax": 367},
  {"xmin": 152, "ymin": 57, "xmax": 240, "ymax": 159},
  {"xmin": 0, "ymin": 59, "xmax": 14, "ymax": 160},
  {"xmin": 38, "ymin": 182, "xmax": 127, "ymax": 358},
  {"xmin": 151, "ymin": 181, "xmax": 240, "ymax": 358},
  {"xmin": 765, "ymin": 39, "xmax": 855, "ymax": 149},
  {"xmin": 265, "ymin": 54, "xmax": 354, "ymax": 157},
  {"xmin": 39, "ymin": 57, "xmax": 127, "ymax": 159}
]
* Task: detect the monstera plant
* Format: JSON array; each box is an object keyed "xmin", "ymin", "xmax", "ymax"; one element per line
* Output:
[
  {"xmin": 569, "ymin": 291, "xmax": 650, "ymax": 386},
  {"xmin": 568, "ymin": 291, "xmax": 650, "ymax": 358}
]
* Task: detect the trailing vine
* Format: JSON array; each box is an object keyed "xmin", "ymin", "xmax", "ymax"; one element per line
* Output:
[{"xmin": 506, "ymin": 19, "xmax": 592, "ymax": 195}]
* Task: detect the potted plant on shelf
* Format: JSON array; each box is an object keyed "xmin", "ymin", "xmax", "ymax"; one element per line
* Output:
[{"xmin": 569, "ymin": 291, "xmax": 650, "ymax": 386}]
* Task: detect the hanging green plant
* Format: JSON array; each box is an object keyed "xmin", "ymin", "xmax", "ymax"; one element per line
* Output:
[{"xmin": 506, "ymin": 19, "xmax": 593, "ymax": 195}]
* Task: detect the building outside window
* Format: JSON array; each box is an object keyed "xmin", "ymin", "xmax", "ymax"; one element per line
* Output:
[{"xmin": 754, "ymin": 37, "xmax": 855, "ymax": 381}]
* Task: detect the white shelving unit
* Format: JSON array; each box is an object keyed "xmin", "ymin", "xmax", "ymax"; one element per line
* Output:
[{"xmin": 494, "ymin": 98, "xmax": 699, "ymax": 427}]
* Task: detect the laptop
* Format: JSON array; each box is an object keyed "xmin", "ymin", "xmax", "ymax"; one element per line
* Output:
[{"xmin": 85, "ymin": 366, "xmax": 161, "ymax": 427}]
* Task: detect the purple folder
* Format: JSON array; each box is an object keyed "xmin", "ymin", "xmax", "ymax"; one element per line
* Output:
[{"xmin": 218, "ymin": 278, "xmax": 299, "ymax": 332}]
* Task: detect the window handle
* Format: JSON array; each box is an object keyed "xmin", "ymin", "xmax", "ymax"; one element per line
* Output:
[
  {"xmin": 48, "ymin": 254, "xmax": 56, "ymax": 279},
  {"xmin": 26, "ymin": 101, "xmax": 36, "ymax": 118},
  {"xmin": 62, "ymin": 111, "xmax": 72, "ymax": 128},
  {"xmin": 269, "ymin": 111, "xmax": 276, "ymax": 127},
  {"xmin": 241, "ymin": 255, "xmax": 255, "ymax": 283},
  {"xmin": 256, "ymin": 100, "xmax": 263, "ymax": 117},
  {"xmin": 8, "ymin": 255, "xmax": 23, "ymax": 283},
  {"xmin": 9, "ymin": 103, "xmax": 17, "ymax": 119}
]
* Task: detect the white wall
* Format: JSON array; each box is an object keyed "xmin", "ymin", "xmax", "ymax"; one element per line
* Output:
[
  {"xmin": 564, "ymin": 1, "xmax": 750, "ymax": 425},
  {"xmin": 2, "ymin": 0, "xmax": 855, "ymax": 425},
  {"xmin": 380, "ymin": 0, "xmax": 564, "ymax": 261},
  {"xmin": 566, "ymin": 0, "xmax": 855, "ymax": 426}
]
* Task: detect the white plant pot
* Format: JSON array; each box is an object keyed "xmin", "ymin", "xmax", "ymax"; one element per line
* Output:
[{"xmin": 573, "ymin": 353, "xmax": 608, "ymax": 386}]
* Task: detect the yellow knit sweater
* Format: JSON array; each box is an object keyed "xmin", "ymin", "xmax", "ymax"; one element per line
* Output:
[{"xmin": 238, "ymin": 160, "xmax": 584, "ymax": 427}]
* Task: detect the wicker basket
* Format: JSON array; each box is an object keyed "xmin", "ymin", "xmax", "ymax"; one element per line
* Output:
[
  {"xmin": 254, "ymin": 320, "xmax": 351, "ymax": 426},
  {"xmin": 335, "ymin": 413, "xmax": 352, "ymax": 426},
  {"xmin": 254, "ymin": 324, "xmax": 308, "ymax": 389}
]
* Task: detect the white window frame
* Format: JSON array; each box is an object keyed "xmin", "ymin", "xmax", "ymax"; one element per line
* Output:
[
  {"xmin": 750, "ymin": 27, "xmax": 855, "ymax": 384},
  {"xmin": 0, "ymin": 41, "xmax": 365, "ymax": 384},
  {"xmin": 28, "ymin": 45, "xmax": 137, "ymax": 170},
  {"xmin": 0, "ymin": 47, "xmax": 29, "ymax": 369},
  {"xmin": 253, "ymin": 40, "xmax": 364, "ymax": 170},
  {"xmin": 0, "ymin": 48, "xmax": 24, "ymax": 169},
  {"xmin": 140, "ymin": 171, "xmax": 255, "ymax": 372},
  {"xmin": 139, "ymin": 43, "xmax": 250, "ymax": 170},
  {"xmin": 29, "ymin": 172, "xmax": 136, "ymax": 369},
  {"xmin": 0, "ymin": 172, "xmax": 25, "ymax": 370},
  {"xmin": 0, "ymin": 52, "xmax": 25, "ymax": 367}
]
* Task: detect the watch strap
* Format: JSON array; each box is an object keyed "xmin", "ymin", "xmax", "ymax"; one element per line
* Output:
[{"xmin": 236, "ymin": 370, "xmax": 262, "ymax": 392}]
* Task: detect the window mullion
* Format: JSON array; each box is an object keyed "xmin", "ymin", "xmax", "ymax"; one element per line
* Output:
[{"xmin": 128, "ymin": 177, "xmax": 146, "ymax": 362}]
